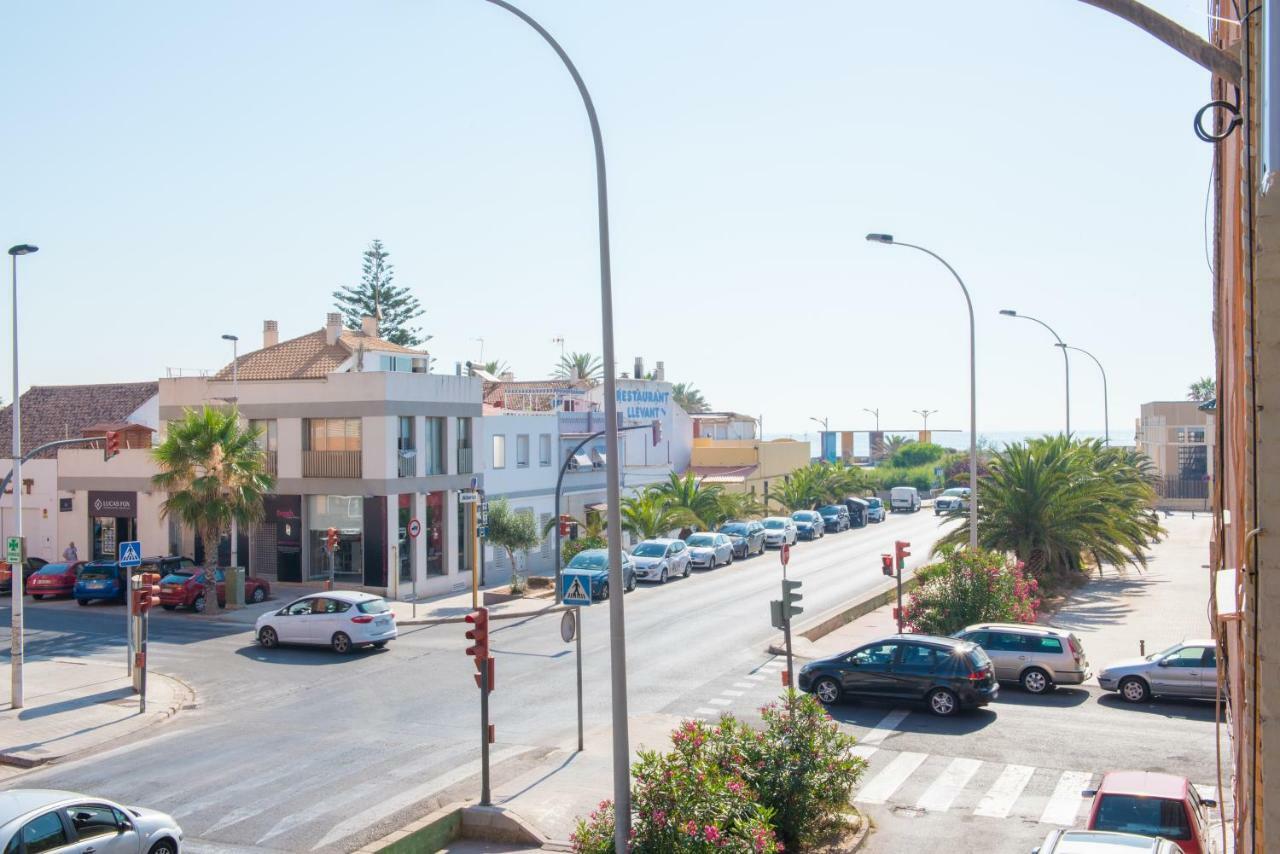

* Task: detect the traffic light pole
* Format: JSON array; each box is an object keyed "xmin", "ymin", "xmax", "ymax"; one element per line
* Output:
[
  {"xmin": 138, "ymin": 590, "xmax": 149, "ymax": 714},
  {"xmin": 895, "ymin": 566, "xmax": 904, "ymax": 634},
  {"xmin": 480, "ymin": 656, "xmax": 491, "ymax": 805},
  {"xmin": 782, "ymin": 565, "xmax": 794, "ymax": 690},
  {"xmin": 576, "ymin": 607, "xmax": 584, "ymax": 752}
]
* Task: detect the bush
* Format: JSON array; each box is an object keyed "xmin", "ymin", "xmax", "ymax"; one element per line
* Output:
[
  {"xmin": 571, "ymin": 693, "xmax": 866, "ymax": 852},
  {"xmin": 866, "ymin": 464, "xmax": 935, "ymax": 493},
  {"xmin": 904, "ymin": 547, "xmax": 1040, "ymax": 635},
  {"xmin": 563, "ymin": 535, "xmax": 607, "ymax": 563},
  {"xmin": 889, "ymin": 442, "xmax": 946, "ymax": 468}
]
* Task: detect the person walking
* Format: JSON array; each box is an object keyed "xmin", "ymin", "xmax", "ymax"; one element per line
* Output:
[{"xmin": 62, "ymin": 542, "xmax": 78, "ymax": 562}]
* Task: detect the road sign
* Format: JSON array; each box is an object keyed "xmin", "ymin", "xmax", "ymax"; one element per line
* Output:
[
  {"xmin": 407, "ymin": 518, "xmax": 422, "ymax": 539},
  {"xmin": 561, "ymin": 571, "xmax": 593, "ymax": 606},
  {"xmin": 460, "ymin": 491, "xmax": 479, "ymax": 504},
  {"xmin": 118, "ymin": 540, "xmax": 142, "ymax": 567},
  {"xmin": 780, "ymin": 543, "xmax": 790, "ymax": 567},
  {"xmin": 5, "ymin": 536, "xmax": 23, "ymax": 564},
  {"xmin": 477, "ymin": 525, "xmax": 489, "ymax": 538},
  {"xmin": 560, "ymin": 609, "xmax": 578, "ymax": 643}
]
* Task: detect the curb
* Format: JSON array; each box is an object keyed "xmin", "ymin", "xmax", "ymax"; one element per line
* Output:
[
  {"xmin": 357, "ymin": 802, "xmax": 551, "ymax": 853},
  {"xmin": 764, "ymin": 575, "xmax": 921, "ymax": 659},
  {"xmin": 399, "ymin": 602, "xmax": 577, "ymax": 627}
]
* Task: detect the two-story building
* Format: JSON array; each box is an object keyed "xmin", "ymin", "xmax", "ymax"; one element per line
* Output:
[
  {"xmin": 1134, "ymin": 399, "xmax": 1216, "ymax": 510},
  {"xmin": 689, "ymin": 412, "xmax": 811, "ymax": 501}
]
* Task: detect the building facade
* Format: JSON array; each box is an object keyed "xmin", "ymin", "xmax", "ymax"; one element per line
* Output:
[{"xmin": 1134, "ymin": 400, "xmax": 1215, "ymax": 509}]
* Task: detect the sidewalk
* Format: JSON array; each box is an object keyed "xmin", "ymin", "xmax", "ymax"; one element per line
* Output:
[{"xmin": 0, "ymin": 658, "xmax": 193, "ymax": 768}]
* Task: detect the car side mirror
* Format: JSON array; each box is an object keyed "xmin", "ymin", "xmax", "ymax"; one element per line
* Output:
[
  {"xmin": 1081, "ymin": 789, "xmax": 1098, "ymax": 798},
  {"xmin": 1202, "ymin": 798, "xmax": 1218, "ymax": 808},
  {"xmin": 117, "ymin": 819, "xmax": 133, "ymax": 833},
  {"xmin": 1157, "ymin": 659, "xmax": 1169, "ymax": 667}
]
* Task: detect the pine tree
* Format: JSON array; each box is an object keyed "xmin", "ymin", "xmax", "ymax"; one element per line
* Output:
[{"xmin": 332, "ymin": 240, "xmax": 426, "ymax": 347}]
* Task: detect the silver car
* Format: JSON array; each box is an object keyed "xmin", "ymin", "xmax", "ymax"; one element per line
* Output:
[
  {"xmin": 1033, "ymin": 829, "xmax": 1186, "ymax": 853},
  {"xmin": 685, "ymin": 532, "xmax": 734, "ymax": 569},
  {"xmin": 630, "ymin": 538, "xmax": 691, "ymax": 583},
  {"xmin": 953, "ymin": 622, "xmax": 1091, "ymax": 694},
  {"xmin": 934, "ymin": 487, "xmax": 971, "ymax": 516},
  {"xmin": 1098, "ymin": 639, "xmax": 1219, "ymax": 703},
  {"xmin": 761, "ymin": 516, "xmax": 798, "ymax": 547},
  {"xmin": 0, "ymin": 790, "xmax": 182, "ymax": 854}
]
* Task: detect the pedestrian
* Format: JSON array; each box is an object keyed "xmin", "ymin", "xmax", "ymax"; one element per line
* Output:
[{"xmin": 62, "ymin": 541, "xmax": 78, "ymax": 562}]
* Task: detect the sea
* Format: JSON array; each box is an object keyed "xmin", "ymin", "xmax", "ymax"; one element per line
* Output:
[{"xmin": 765, "ymin": 430, "xmax": 1118, "ymax": 460}]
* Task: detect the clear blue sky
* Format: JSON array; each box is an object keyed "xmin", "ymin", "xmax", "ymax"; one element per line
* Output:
[{"xmin": 2, "ymin": 1, "xmax": 1214, "ymax": 439}]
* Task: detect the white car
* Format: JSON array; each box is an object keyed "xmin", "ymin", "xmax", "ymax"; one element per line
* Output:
[
  {"xmin": 630, "ymin": 538, "xmax": 691, "ymax": 583},
  {"xmin": 890, "ymin": 485, "xmax": 922, "ymax": 513},
  {"xmin": 256, "ymin": 591, "xmax": 397, "ymax": 654},
  {"xmin": 761, "ymin": 516, "xmax": 798, "ymax": 547},
  {"xmin": 0, "ymin": 789, "xmax": 182, "ymax": 854},
  {"xmin": 685, "ymin": 532, "xmax": 734, "ymax": 569},
  {"xmin": 934, "ymin": 487, "xmax": 971, "ymax": 516}
]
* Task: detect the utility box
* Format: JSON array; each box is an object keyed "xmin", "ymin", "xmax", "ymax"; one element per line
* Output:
[{"xmin": 224, "ymin": 566, "xmax": 246, "ymax": 608}]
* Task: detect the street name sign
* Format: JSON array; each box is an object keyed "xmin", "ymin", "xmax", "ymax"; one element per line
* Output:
[{"xmin": 460, "ymin": 491, "xmax": 479, "ymax": 504}]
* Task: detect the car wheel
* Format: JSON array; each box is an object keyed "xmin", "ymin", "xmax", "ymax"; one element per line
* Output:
[
  {"xmin": 373, "ymin": 641, "xmax": 388, "ymax": 649},
  {"xmin": 77, "ymin": 598, "xmax": 89, "ymax": 606},
  {"xmin": 626, "ymin": 573, "xmax": 636, "ymax": 592},
  {"xmin": 258, "ymin": 626, "xmax": 279, "ymax": 648},
  {"xmin": 149, "ymin": 839, "xmax": 179, "ymax": 854},
  {"xmin": 814, "ymin": 677, "xmax": 841, "ymax": 704},
  {"xmin": 31, "ymin": 594, "xmax": 42, "ymax": 600},
  {"xmin": 1120, "ymin": 676, "xmax": 1150, "ymax": 703},
  {"xmin": 928, "ymin": 688, "xmax": 959, "ymax": 716},
  {"xmin": 331, "ymin": 632, "xmax": 353, "ymax": 654},
  {"xmin": 598, "ymin": 582, "xmax": 609, "ymax": 601},
  {"xmin": 161, "ymin": 604, "xmax": 176, "ymax": 611},
  {"xmin": 659, "ymin": 568, "xmax": 668, "ymax": 585},
  {"xmin": 1021, "ymin": 667, "xmax": 1051, "ymax": 695},
  {"xmin": 683, "ymin": 561, "xmax": 691, "ymax": 578},
  {"xmin": 726, "ymin": 551, "xmax": 734, "ymax": 565},
  {"xmin": 251, "ymin": 586, "xmax": 266, "ymax": 603},
  {"xmin": 193, "ymin": 594, "xmax": 206, "ymax": 613}
]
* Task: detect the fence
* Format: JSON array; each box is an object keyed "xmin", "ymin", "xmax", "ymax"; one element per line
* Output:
[{"xmin": 1155, "ymin": 476, "xmax": 1211, "ymax": 501}]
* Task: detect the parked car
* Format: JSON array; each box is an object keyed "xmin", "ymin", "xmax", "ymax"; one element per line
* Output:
[
  {"xmin": 564, "ymin": 548, "xmax": 637, "ymax": 600},
  {"xmin": 25, "ymin": 562, "xmax": 85, "ymax": 599},
  {"xmin": 890, "ymin": 485, "xmax": 921, "ymax": 513},
  {"xmin": 73, "ymin": 561, "xmax": 129, "ymax": 606},
  {"xmin": 0, "ymin": 789, "xmax": 183, "ymax": 854},
  {"xmin": 685, "ymin": 532, "xmax": 734, "ymax": 569},
  {"xmin": 791, "ymin": 510, "xmax": 826, "ymax": 540},
  {"xmin": 1084, "ymin": 771, "xmax": 1216, "ymax": 854},
  {"xmin": 761, "ymin": 516, "xmax": 798, "ymax": 548},
  {"xmin": 630, "ymin": 538, "xmax": 691, "ymax": 583},
  {"xmin": 865, "ymin": 497, "xmax": 887, "ymax": 523},
  {"xmin": 0, "ymin": 557, "xmax": 48, "ymax": 595},
  {"xmin": 157, "ymin": 563, "xmax": 271, "ymax": 612},
  {"xmin": 817, "ymin": 505, "xmax": 851, "ymax": 533},
  {"xmin": 935, "ymin": 487, "xmax": 971, "ymax": 516},
  {"xmin": 953, "ymin": 622, "xmax": 1091, "ymax": 694},
  {"xmin": 256, "ymin": 591, "xmax": 397, "ymax": 653},
  {"xmin": 797, "ymin": 634, "xmax": 998, "ymax": 716},
  {"xmin": 1097, "ymin": 640, "xmax": 1219, "ymax": 703},
  {"xmin": 1033, "ymin": 829, "xmax": 1186, "ymax": 853},
  {"xmin": 844, "ymin": 497, "xmax": 870, "ymax": 527},
  {"xmin": 719, "ymin": 521, "xmax": 766, "ymax": 558}
]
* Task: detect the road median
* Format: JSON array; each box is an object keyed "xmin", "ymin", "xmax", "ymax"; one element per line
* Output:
[{"xmin": 766, "ymin": 572, "xmax": 920, "ymax": 659}]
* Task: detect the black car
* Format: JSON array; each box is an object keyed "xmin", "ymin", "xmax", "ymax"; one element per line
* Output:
[
  {"xmin": 0, "ymin": 557, "xmax": 48, "ymax": 595},
  {"xmin": 718, "ymin": 521, "xmax": 766, "ymax": 558},
  {"xmin": 817, "ymin": 505, "xmax": 851, "ymax": 533},
  {"xmin": 797, "ymin": 634, "xmax": 998, "ymax": 716}
]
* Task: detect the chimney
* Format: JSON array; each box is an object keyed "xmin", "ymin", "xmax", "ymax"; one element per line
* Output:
[
  {"xmin": 263, "ymin": 320, "xmax": 279, "ymax": 349},
  {"xmin": 360, "ymin": 314, "xmax": 378, "ymax": 338},
  {"xmin": 655, "ymin": 361, "xmax": 665, "ymax": 381},
  {"xmin": 634, "ymin": 356, "xmax": 644, "ymax": 379},
  {"xmin": 325, "ymin": 312, "xmax": 342, "ymax": 346}
]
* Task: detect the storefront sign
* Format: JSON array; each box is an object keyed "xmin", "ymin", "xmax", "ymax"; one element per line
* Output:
[
  {"xmin": 615, "ymin": 388, "xmax": 670, "ymax": 421},
  {"xmin": 88, "ymin": 490, "xmax": 136, "ymax": 518}
]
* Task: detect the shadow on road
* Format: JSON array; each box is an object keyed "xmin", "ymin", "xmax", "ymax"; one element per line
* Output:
[
  {"xmin": 826, "ymin": 701, "xmax": 997, "ymax": 735},
  {"xmin": 1047, "ymin": 574, "xmax": 1169, "ymax": 633},
  {"xmin": 993, "ymin": 686, "xmax": 1091, "ymax": 709},
  {"xmin": 1096, "ymin": 693, "xmax": 1220, "ymax": 722},
  {"xmin": 234, "ymin": 644, "xmax": 393, "ymax": 666}
]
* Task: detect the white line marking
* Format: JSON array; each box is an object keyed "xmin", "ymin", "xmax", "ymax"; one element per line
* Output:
[
  {"xmin": 694, "ymin": 707, "xmax": 719, "ymax": 716},
  {"xmin": 721, "ymin": 690, "xmax": 745, "ymax": 697},
  {"xmin": 732, "ymin": 682, "xmax": 755, "ymax": 689},
  {"xmin": 854, "ymin": 752, "xmax": 928, "ymax": 805},
  {"xmin": 859, "ymin": 709, "xmax": 910, "ymax": 747},
  {"xmin": 745, "ymin": 674, "xmax": 766, "ymax": 681},
  {"xmin": 916, "ymin": 757, "xmax": 983, "ymax": 812},
  {"xmin": 851, "ymin": 744, "xmax": 878, "ymax": 760},
  {"xmin": 708, "ymin": 698, "xmax": 732, "ymax": 706},
  {"xmin": 1040, "ymin": 771, "xmax": 1093, "ymax": 825},
  {"xmin": 974, "ymin": 764, "xmax": 1036, "ymax": 818}
]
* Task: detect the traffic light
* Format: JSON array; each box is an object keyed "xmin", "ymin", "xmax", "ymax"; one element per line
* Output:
[
  {"xmin": 104, "ymin": 430, "xmax": 120, "ymax": 461},
  {"xmin": 558, "ymin": 515, "xmax": 571, "ymax": 537},
  {"xmin": 651, "ymin": 418, "xmax": 663, "ymax": 446},
  {"xmin": 895, "ymin": 540, "xmax": 911, "ymax": 571},
  {"xmin": 326, "ymin": 527, "xmax": 339, "ymax": 552},
  {"xmin": 881, "ymin": 554, "xmax": 895, "ymax": 576},
  {"xmin": 465, "ymin": 607, "xmax": 492, "ymax": 689},
  {"xmin": 781, "ymin": 578, "xmax": 803, "ymax": 620},
  {"xmin": 134, "ymin": 582, "xmax": 154, "ymax": 613}
]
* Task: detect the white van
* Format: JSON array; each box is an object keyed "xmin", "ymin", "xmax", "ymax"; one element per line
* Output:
[{"xmin": 889, "ymin": 486, "xmax": 921, "ymax": 513}]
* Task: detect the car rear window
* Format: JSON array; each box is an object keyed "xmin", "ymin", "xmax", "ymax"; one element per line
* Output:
[
  {"xmin": 36, "ymin": 564, "xmax": 72, "ymax": 575},
  {"xmin": 79, "ymin": 568, "xmax": 115, "ymax": 580},
  {"xmin": 357, "ymin": 599, "xmax": 391, "ymax": 615},
  {"xmin": 1033, "ymin": 637, "xmax": 1064, "ymax": 654},
  {"xmin": 966, "ymin": 646, "xmax": 992, "ymax": 669},
  {"xmin": 161, "ymin": 572, "xmax": 195, "ymax": 584},
  {"xmin": 1094, "ymin": 794, "xmax": 1191, "ymax": 840}
]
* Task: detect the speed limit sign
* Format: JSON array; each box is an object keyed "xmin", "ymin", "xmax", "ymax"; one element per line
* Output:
[
  {"xmin": 407, "ymin": 518, "xmax": 422, "ymax": 539},
  {"xmin": 780, "ymin": 543, "xmax": 790, "ymax": 567}
]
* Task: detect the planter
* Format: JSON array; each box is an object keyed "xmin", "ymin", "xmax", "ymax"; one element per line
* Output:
[{"xmin": 482, "ymin": 590, "xmax": 525, "ymax": 606}]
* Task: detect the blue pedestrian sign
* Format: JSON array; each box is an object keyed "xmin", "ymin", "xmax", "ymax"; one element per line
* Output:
[
  {"xmin": 561, "ymin": 571, "xmax": 593, "ymax": 606},
  {"xmin": 118, "ymin": 540, "xmax": 142, "ymax": 568}
]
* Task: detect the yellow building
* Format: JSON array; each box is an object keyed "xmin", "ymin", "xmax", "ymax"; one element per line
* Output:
[{"xmin": 688, "ymin": 413, "xmax": 812, "ymax": 501}]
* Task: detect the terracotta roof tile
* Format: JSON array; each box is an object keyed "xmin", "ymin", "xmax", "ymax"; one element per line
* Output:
[
  {"xmin": 0, "ymin": 382, "xmax": 159, "ymax": 459},
  {"xmin": 213, "ymin": 328, "xmax": 427, "ymax": 382}
]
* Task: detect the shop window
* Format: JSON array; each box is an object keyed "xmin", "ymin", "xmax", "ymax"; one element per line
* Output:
[
  {"xmin": 426, "ymin": 491, "xmax": 446, "ymax": 576},
  {"xmin": 398, "ymin": 494, "xmax": 412, "ymax": 582},
  {"xmin": 308, "ymin": 495, "xmax": 364, "ymax": 581}
]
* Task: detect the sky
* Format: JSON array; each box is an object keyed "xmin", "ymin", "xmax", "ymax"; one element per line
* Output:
[{"xmin": 2, "ymin": 1, "xmax": 1216, "ymax": 441}]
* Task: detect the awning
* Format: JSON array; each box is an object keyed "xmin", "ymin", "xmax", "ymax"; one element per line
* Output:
[
  {"xmin": 569, "ymin": 453, "xmax": 594, "ymax": 470},
  {"xmin": 690, "ymin": 464, "xmax": 758, "ymax": 484}
]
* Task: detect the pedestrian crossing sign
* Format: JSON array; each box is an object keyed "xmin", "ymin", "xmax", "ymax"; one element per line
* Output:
[
  {"xmin": 118, "ymin": 540, "xmax": 142, "ymax": 567},
  {"xmin": 561, "ymin": 571, "xmax": 593, "ymax": 606}
]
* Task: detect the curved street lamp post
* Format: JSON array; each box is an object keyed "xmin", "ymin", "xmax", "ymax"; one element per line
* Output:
[
  {"xmin": 999, "ymin": 309, "xmax": 1070, "ymax": 436},
  {"xmin": 1057, "ymin": 343, "xmax": 1109, "ymax": 445},
  {"xmin": 8, "ymin": 243, "xmax": 38, "ymax": 709}
]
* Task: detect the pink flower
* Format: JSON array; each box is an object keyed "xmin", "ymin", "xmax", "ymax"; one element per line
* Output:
[{"xmin": 704, "ymin": 825, "xmax": 721, "ymax": 843}]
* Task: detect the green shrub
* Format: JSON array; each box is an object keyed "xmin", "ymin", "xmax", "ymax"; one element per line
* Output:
[
  {"xmin": 562, "ymin": 535, "xmax": 607, "ymax": 563},
  {"xmin": 889, "ymin": 442, "xmax": 946, "ymax": 468},
  {"xmin": 866, "ymin": 464, "xmax": 935, "ymax": 493},
  {"xmin": 904, "ymin": 547, "xmax": 1040, "ymax": 635}
]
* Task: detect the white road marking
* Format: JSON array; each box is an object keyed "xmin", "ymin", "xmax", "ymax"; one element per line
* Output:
[
  {"xmin": 859, "ymin": 709, "xmax": 910, "ymax": 747},
  {"xmin": 694, "ymin": 707, "xmax": 719, "ymax": 716},
  {"xmin": 732, "ymin": 682, "xmax": 755, "ymax": 689},
  {"xmin": 745, "ymin": 674, "xmax": 766, "ymax": 681},
  {"xmin": 974, "ymin": 764, "xmax": 1036, "ymax": 818},
  {"xmin": 258, "ymin": 779, "xmax": 385, "ymax": 844},
  {"xmin": 1040, "ymin": 771, "xmax": 1093, "ymax": 825},
  {"xmin": 916, "ymin": 757, "xmax": 983, "ymax": 812},
  {"xmin": 721, "ymin": 690, "xmax": 745, "ymax": 697},
  {"xmin": 851, "ymin": 744, "xmax": 878, "ymax": 760},
  {"xmin": 854, "ymin": 752, "xmax": 928, "ymax": 805},
  {"xmin": 709, "ymin": 698, "xmax": 733, "ymax": 706}
]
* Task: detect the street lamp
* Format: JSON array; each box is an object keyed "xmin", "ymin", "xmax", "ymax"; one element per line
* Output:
[
  {"xmin": 1057, "ymin": 343, "xmax": 1109, "ymax": 445},
  {"xmin": 866, "ymin": 233, "xmax": 978, "ymax": 550},
  {"xmin": 1000, "ymin": 309, "xmax": 1070, "ymax": 436},
  {"xmin": 912, "ymin": 408, "xmax": 937, "ymax": 432},
  {"xmin": 221, "ymin": 334, "xmax": 239, "ymax": 402},
  {"xmin": 809, "ymin": 416, "xmax": 830, "ymax": 461},
  {"xmin": 862, "ymin": 407, "xmax": 879, "ymax": 431},
  {"xmin": 8, "ymin": 243, "xmax": 37, "ymax": 709},
  {"xmin": 478, "ymin": 2, "xmax": 630, "ymax": 846}
]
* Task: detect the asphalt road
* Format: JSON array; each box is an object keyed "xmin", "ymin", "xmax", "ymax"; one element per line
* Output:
[{"xmin": 1, "ymin": 509, "xmax": 947, "ymax": 852}]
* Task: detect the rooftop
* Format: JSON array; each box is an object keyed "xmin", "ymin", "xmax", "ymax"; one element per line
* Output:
[
  {"xmin": 0, "ymin": 382, "xmax": 159, "ymax": 459},
  {"xmin": 213, "ymin": 327, "xmax": 425, "ymax": 382}
]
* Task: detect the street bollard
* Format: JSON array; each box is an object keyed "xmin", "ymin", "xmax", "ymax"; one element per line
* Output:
[{"xmin": 1140, "ymin": 639, "xmax": 1146, "ymax": 656}]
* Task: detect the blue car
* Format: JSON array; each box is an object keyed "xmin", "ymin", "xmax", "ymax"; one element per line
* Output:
[
  {"xmin": 73, "ymin": 561, "xmax": 128, "ymax": 606},
  {"xmin": 564, "ymin": 549, "xmax": 637, "ymax": 600},
  {"xmin": 791, "ymin": 510, "xmax": 826, "ymax": 540}
]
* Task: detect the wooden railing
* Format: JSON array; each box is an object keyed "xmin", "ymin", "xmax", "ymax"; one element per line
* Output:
[
  {"xmin": 264, "ymin": 450, "xmax": 278, "ymax": 475},
  {"xmin": 303, "ymin": 450, "xmax": 362, "ymax": 478}
]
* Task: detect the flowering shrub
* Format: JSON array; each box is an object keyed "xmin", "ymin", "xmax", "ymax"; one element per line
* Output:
[
  {"xmin": 903, "ymin": 547, "xmax": 1040, "ymax": 636},
  {"xmin": 571, "ymin": 693, "xmax": 866, "ymax": 852}
]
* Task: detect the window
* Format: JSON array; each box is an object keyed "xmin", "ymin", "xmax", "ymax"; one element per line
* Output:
[
  {"xmin": 516, "ymin": 434, "xmax": 530, "ymax": 468},
  {"xmin": 287, "ymin": 599, "xmax": 315, "ymax": 616},
  {"xmin": 424, "ymin": 417, "xmax": 445, "ymax": 475},
  {"xmin": 250, "ymin": 419, "xmax": 278, "ymax": 452},
  {"xmin": 64, "ymin": 804, "xmax": 121, "ymax": 840},
  {"xmin": 1175, "ymin": 427, "xmax": 1207, "ymax": 444},
  {"xmin": 1031, "ymin": 636, "xmax": 1064, "ymax": 654},
  {"xmin": 21, "ymin": 812, "xmax": 68, "ymax": 854},
  {"xmin": 961, "ymin": 631, "xmax": 990, "ymax": 648},
  {"xmin": 492, "ymin": 435, "xmax": 507, "ymax": 469},
  {"xmin": 398, "ymin": 417, "xmax": 415, "ymax": 452},
  {"xmin": 539, "ymin": 434, "xmax": 552, "ymax": 466},
  {"xmin": 398, "ymin": 417, "xmax": 415, "ymax": 478},
  {"xmin": 1178, "ymin": 445, "xmax": 1208, "ymax": 478},
  {"xmin": 896, "ymin": 645, "xmax": 941, "ymax": 673},
  {"xmin": 1203, "ymin": 647, "xmax": 1217, "ymax": 668},
  {"xmin": 1165, "ymin": 646, "xmax": 1210, "ymax": 667},
  {"xmin": 988, "ymin": 632, "xmax": 1027, "ymax": 652},
  {"xmin": 377, "ymin": 354, "xmax": 426, "ymax": 373},
  {"xmin": 304, "ymin": 418, "xmax": 362, "ymax": 451},
  {"xmin": 456, "ymin": 417, "xmax": 474, "ymax": 474},
  {"xmin": 851, "ymin": 643, "xmax": 898, "ymax": 668}
]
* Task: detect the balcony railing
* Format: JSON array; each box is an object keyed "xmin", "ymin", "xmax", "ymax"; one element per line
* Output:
[
  {"xmin": 303, "ymin": 450, "xmax": 362, "ymax": 478},
  {"xmin": 398, "ymin": 449, "xmax": 417, "ymax": 478},
  {"xmin": 457, "ymin": 447, "xmax": 474, "ymax": 475},
  {"xmin": 263, "ymin": 450, "xmax": 278, "ymax": 475}
]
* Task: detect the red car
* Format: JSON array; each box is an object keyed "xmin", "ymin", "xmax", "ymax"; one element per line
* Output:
[
  {"xmin": 26, "ymin": 561, "xmax": 85, "ymax": 599},
  {"xmin": 157, "ymin": 563, "xmax": 271, "ymax": 612},
  {"xmin": 1085, "ymin": 771, "xmax": 1216, "ymax": 854}
]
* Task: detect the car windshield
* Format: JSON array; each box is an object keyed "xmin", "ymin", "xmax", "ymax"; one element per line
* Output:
[
  {"xmin": 763, "ymin": 519, "xmax": 786, "ymax": 529},
  {"xmin": 867, "ymin": 498, "xmax": 881, "ymax": 507},
  {"xmin": 792, "ymin": 512, "xmax": 812, "ymax": 521},
  {"xmin": 78, "ymin": 568, "xmax": 115, "ymax": 580},
  {"xmin": 1146, "ymin": 642, "xmax": 1185, "ymax": 661},
  {"xmin": 943, "ymin": 488, "xmax": 968, "ymax": 497},
  {"xmin": 1093, "ymin": 794, "xmax": 1191, "ymax": 840},
  {"xmin": 162, "ymin": 571, "xmax": 196, "ymax": 584},
  {"xmin": 568, "ymin": 552, "xmax": 609, "ymax": 570},
  {"xmin": 818, "ymin": 506, "xmax": 839, "ymax": 514},
  {"xmin": 357, "ymin": 599, "xmax": 391, "ymax": 614},
  {"xmin": 687, "ymin": 535, "xmax": 715, "ymax": 547},
  {"xmin": 720, "ymin": 524, "xmax": 747, "ymax": 536},
  {"xmin": 966, "ymin": 646, "xmax": 992, "ymax": 669},
  {"xmin": 632, "ymin": 543, "xmax": 668, "ymax": 557},
  {"xmin": 36, "ymin": 563, "xmax": 72, "ymax": 575}
]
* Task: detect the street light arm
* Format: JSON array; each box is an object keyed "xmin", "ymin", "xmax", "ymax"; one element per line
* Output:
[
  {"xmin": 0, "ymin": 436, "xmax": 104, "ymax": 497},
  {"xmin": 1004, "ymin": 312, "xmax": 1071, "ymax": 434}
]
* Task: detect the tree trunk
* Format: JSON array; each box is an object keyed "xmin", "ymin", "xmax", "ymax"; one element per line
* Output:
[{"xmin": 201, "ymin": 526, "xmax": 222, "ymax": 617}]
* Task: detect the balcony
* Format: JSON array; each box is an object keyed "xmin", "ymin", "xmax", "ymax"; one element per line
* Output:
[
  {"xmin": 303, "ymin": 450, "xmax": 362, "ymax": 478},
  {"xmin": 398, "ymin": 449, "xmax": 416, "ymax": 478},
  {"xmin": 457, "ymin": 447, "xmax": 474, "ymax": 475},
  {"xmin": 263, "ymin": 450, "xmax": 278, "ymax": 476}
]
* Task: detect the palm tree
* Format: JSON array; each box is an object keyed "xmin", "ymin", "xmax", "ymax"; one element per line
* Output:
[
  {"xmin": 618, "ymin": 493, "xmax": 697, "ymax": 540},
  {"xmin": 1188, "ymin": 376, "xmax": 1216, "ymax": 402},
  {"xmin": 935, "ymin": 435, "xmax": 1161, "ymax": 577},
  {"xmin": 884, "ymin": 435, "xmax": 915, "ymax": 456},
  {"xmin": 767, "ymin": 469, "xmax": 819, "ymax": 513},
  {"xmin": 555, "ymin": 351, "xmax": 603, "ymax": 384},
  {"xmin": 712, "ymin": 490, "xmax": 764, "ymax": 526},
  {"xmin": 646, "ymin": 471, "xmax": 724, "ymax": 533},
  {"xmin": 482, "ymin": 359, "xmax": 511, "ymax": 377},
  {"xmin": 152, "ymin": 407, "xmax": 274, "ymax": 616},
  {"xmin": 671, "ymin": 382, "xmax": 710, "ymax": 414}
]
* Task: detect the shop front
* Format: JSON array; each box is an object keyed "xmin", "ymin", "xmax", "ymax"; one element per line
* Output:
[
  {"xmin": 89, "ymin": 491, "xmax": 137, "ymax": 561},
  {"xmin": 307, "ymin": 495, "xmax": 386, "ymax": 588}
]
